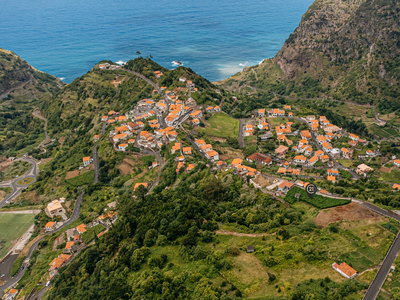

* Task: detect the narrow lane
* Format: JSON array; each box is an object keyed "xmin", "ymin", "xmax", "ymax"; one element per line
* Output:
[
  {"xmin": 239, "ymin": 119, "xmax": 244, "ymax": 148},
  {"xmin": 121, "ymin": 69, "xmax": 170, "ymax": 111},
  {"xmin": 32, "ymin": 111, "xmax": 49, "ymax": 148},
  {"xmin": 92, "ymin": 142, "xmax": 100, "ymax": 184}
]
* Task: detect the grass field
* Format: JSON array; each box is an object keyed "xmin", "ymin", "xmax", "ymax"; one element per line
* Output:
[
  {"xmin": 337, "ymin": 159, "xmax": 353, "ymax": 168},
  {"xmin": 0, "ymin": 213, "xmax": 36, "ymax": 259},
  {"xmin": 285, "ymin": 186, "xmax": 351, "ymax": 209},
  {"xmin": 200, "ymin": 113, "xmax": 239, "ymax": 138},
  {"xmin": 66, "ymin": 170, "xmax": 94, "ymax": 187},
  {"xmin": 375, "ymin": 169, "xmax": 400, "ymax": 184}
]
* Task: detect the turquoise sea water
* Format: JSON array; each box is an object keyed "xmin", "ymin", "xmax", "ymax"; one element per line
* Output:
[{"xmin": 1, "ymin": 0, "xmax": 313, "ymax": 83}]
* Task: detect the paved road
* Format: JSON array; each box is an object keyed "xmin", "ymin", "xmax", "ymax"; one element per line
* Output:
[
  {"xmin": 239, "ymin": 119, "xmax": 245, "ymax": 148},
  {"xmin": 28, "ymin": 285, "xmax": 49, "ymax": 300},
  {"xmin": 349, "ymin": 200, "xmax": 400, "ymax": 300},
  {"xmin": 229, "ymin": 99, "xmax": 241, "ymax": 117},
  {"xmin": 101, "ymin": 121, "xmax": 106, "ymax": 135},
  {"xmin": 0, "ymin": 192, "xmax": 84, "ymax": 295},
  {"xmin": 0, "ymin": 158, "xmax": 39, "ymax": 209},
  {"xmin": 0, "ymin": 77, "xmax": 32, "ymax": 101},
  {"xmin": 363, "ymin": 231, "xmax": 400, "ymax": 300},
  {"xmin": 144, "ymin": 148, "xmax": 163, "ymax": 195},
  {"xmin": 180, "ymin": 125, "xmax": 207, "ymax": 159},
  {"xmin": 92, "ymin": 142, "xmax": 100, "ymax": 184},
  {"xmin": 32, "ymin": 111, "xmax": 49, "ymax": 148},
  {"xmin": 121, "ymin": 69, "xmax": 170, "ymax": 111}
]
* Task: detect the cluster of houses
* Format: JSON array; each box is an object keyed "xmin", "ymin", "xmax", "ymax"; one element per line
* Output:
[
  {"xmin": 306, "ymin": 115, "xmax": 341, "ymax": 134},
  {"xmin": 257, "ymin": 117, "xmax": 269, "ymax": 131},
  {"xmin": 45, "ymin": 210, "xmax": 117, "ymax": 285},
  {"xmin": 257, "ymin": 105, "xmax": 293, "ymax": 118},
  {"xmin": 194, "ymin": 139, "xmax": 219, "ymax": 161},
  {"xmin": 206, "ymin": 106, "xmax": 221, "ymax": 113},
  {"xmin": 276, "ymin": 122, "xmax": 294, "ymax": 144},
  {"xmin": 244, "ymin": 123, "xmax": 255, "ymax": 136},
  {"xmin": 165, "ymin": 102, "xmax": 191, "ymax": 126},
  {"xmin": 170, "ymin": 142, "xmax": 194, "ymax": 173}
]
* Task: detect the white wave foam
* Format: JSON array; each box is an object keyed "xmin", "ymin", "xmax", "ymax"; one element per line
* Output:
[
  {"xmin": 239, "ymin": 61, "xmax": 248, "ymax": 67},
  {"xmin": 59, "ymin": 77, "xmax": 65, "ymax": 81},
  {"xmin": 171, "ymin": 61, "xmax": 184, "ymax": 66},
  {"xmin": 116, "ymin": 60, "xmax": 126, "ymax": 65}
]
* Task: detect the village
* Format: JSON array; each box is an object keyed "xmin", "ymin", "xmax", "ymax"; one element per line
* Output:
[
  {"xmin": 2, "ymin": 63, "xmax": 400, "ymax": 300},
  {"xmin": 84, "ymin": 68, "xmax": 399, "ymax": 200}
]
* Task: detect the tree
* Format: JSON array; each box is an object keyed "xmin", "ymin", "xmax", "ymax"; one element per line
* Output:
[
  {"xmin": 268, "ymin": 272, "xmax": 276, "ymax": 282},
  {"xmin": 202, "ymin": 230, "xmax": 213, "ymax": 243},
  {"xmin": 136, "ymin": 51, "xmax": 141, "ymax": 57},
  {"xmin": 143, "ymin": 229, "xmax": 159, "ymax": 247}
]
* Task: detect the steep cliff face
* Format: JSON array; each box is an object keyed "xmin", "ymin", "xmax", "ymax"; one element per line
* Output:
[{"xmin": 217, "ymin": 0, "xmax": 400, "ymax": 111}]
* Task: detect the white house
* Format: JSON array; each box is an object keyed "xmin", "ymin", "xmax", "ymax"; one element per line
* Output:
[
  {"xmin": 118, "ymin": 143, "xmax": 128, "ymax": 151},
  {"xmin": 394, "ymin": 159, "xmax": 400, "ymax": 168},
  {"xmin": 83, "ymin": 157, "xmax": 92, "ymax": 167},
  {"xmin": 205, "ymin": 150, "xmax": 219, "ymax": 161}
]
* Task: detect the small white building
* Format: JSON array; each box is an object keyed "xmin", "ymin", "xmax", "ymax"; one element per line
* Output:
[
  {"xmin": 82, "ymin": 157, "xmax": 92, "ymax": 166},
  {"xmin": 332, "ymin": 262, "xmax": 357, "ymax": 279},
  {"xmin": 118, "ymin": 143, "xmax": 128, "ymax": 151}
]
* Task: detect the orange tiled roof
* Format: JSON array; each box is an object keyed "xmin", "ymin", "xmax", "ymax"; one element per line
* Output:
[
  {"xmin": 76, "ymin": 224, "xmax": 86, "ymax": 233},
  {"xmin": 49, "ymin": 254, "xmax": 71, "ymax": 268},
  {"xmin": 45, "ymin": 222, "xmax": 56, "ymax": 228},
  {"xmin": 333, "ymin": 262, "xmax": 357, "ymax": 277},
  {"xmin": 65, "ymin": 241, "xmax": 74, "ymax": 249},
  {"xmin": 134, "ymin": 183, "xmax": 148, "ymax": 191},
  {"xmin": 231, "ymin": 158, "xmax": 243, "ymax": 165}
]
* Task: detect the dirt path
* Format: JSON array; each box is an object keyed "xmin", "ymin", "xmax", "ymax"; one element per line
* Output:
[
  {"xmin": 215, "ymin": 230, "xmax": 270, "ymax": 237},
  {"xmin": 251, "ymin": 68, "xmax": 258, "ymax": 80}
]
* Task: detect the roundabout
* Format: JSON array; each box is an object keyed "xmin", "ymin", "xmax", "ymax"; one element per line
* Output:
[{"xmin": 17, "ymin": 177, "xmax": 35, "ymax": 186}]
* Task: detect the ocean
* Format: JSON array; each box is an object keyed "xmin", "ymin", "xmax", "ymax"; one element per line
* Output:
[{"xmin": 1, "ymin": 0, "xmax": 313, "ymax": 83}]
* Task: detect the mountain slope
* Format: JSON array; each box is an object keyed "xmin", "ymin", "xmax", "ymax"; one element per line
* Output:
[
  {"xmin": 217, "ymin": 0, "xmax": 400, "ymax": 113},
  {"xmin": 0, "ymin": 48, "xmax": 64, "ymax": 155},
  {"xmin": 0, "ymin": 48, "xmax": 63, "ymax": 107}
]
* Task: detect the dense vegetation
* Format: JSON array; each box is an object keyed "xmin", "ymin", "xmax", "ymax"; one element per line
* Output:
[
  {"xmin": 0, "ymin": 48, "xmax": 63, "ymax": 156},
  {"xmin": 48, "ymin": 164, "xmax": 370, "ymax": 300}
]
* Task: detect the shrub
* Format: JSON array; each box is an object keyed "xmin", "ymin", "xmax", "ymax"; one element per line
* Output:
[{"xmin": 226, "ymin": 246, "xmax": 241, "ymax": 256}]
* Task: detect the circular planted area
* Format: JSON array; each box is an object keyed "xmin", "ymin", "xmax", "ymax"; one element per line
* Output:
[{"xmin": 17, "ymin": 177, "xmax": 35, "ymax": 185}]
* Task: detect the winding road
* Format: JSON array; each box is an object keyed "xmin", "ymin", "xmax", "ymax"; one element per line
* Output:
[
  {"xmin": 121, "ymin": 69, "xmax": 170, "ymax": 113},
  {"xmin": 144, "ymin": 148, "xmax": 164, "ymax": 195},
  {"xmin": 0, "ymin": 77, "xmax": 32, "ymax": 101},
  {"xmin": 32, "ymin": 111, "xmax": 49, "ymax": 149}
]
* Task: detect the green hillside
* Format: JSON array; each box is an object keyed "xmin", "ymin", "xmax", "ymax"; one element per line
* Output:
[{"xmin": 216, "ymin": 0, "xmax": 400, "ymax": 115}]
